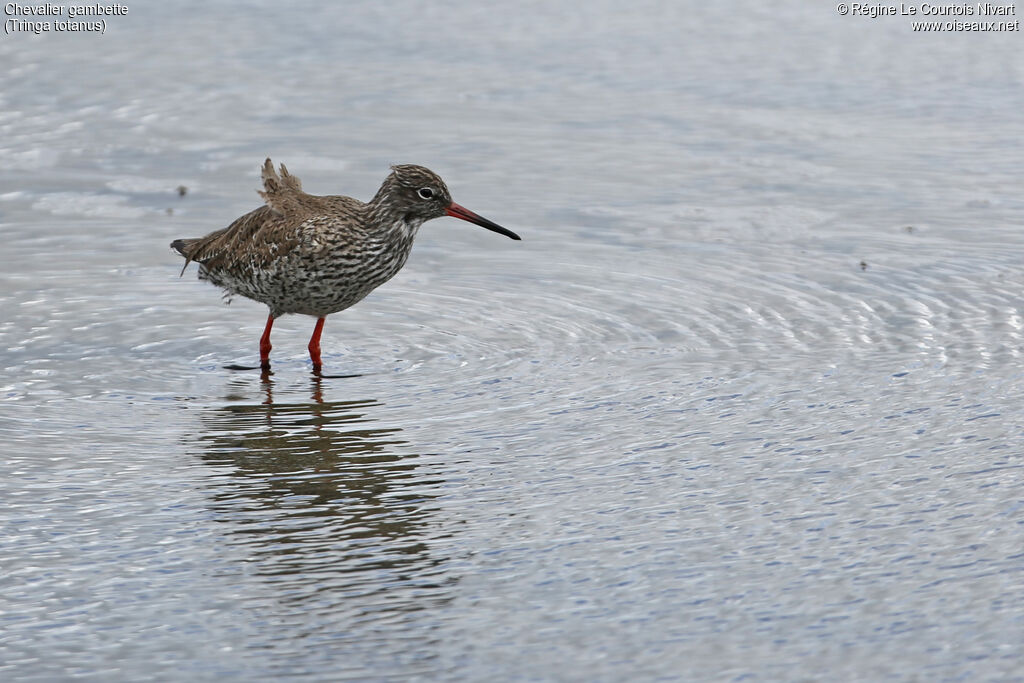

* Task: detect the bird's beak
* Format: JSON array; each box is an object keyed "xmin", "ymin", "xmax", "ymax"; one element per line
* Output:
[{"xmin": 446, "ymin": 202, "xmax": 521, "ymax": 240}]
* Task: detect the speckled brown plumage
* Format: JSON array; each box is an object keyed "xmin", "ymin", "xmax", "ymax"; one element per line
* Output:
[{"xmin": 172, "ymin": 158, "xmax": 520, "ymax": 373}]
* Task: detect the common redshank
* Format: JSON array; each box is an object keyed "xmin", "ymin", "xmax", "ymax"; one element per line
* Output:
[{"xmin": 171, "ymin": 159, "xmax": 520, "ymax": 373}]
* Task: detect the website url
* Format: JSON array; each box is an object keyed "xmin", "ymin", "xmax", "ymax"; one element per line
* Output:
[{"xmin": 912, "ymin": 18, "xmax": 1020, "ymax": 29}]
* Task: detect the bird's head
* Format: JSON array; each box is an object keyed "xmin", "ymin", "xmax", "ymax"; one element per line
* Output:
[{"xmin": 381, "ymin": 164, "xmax": 521, "ymax": 240}]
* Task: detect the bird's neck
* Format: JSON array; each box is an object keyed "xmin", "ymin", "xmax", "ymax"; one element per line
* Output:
[{"xmin": 366, "ymin": 197, "xmax": 423, "ymax": 242}]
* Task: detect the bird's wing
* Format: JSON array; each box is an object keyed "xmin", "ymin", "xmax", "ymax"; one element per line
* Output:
[
  {"xmin": 171, "ymin": 205, "xmax": 294, "ymax": 275},
  {"xmin": 172, "ymin": 159, "xmax": 372, "ymax": 276},
  {"xmin": 173, "ymin": 197, "xmax": 369, "ymax": 277}
]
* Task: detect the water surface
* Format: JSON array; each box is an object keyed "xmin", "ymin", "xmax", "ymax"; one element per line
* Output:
[{"xmin": 2, "ymin": 2, "xmax": 1024, "ymax": 680}]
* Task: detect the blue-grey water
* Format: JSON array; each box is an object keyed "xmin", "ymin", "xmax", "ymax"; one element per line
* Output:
[{"xmin": 2, "ymin": 2, "xmax": 1024, "ymax": 680}]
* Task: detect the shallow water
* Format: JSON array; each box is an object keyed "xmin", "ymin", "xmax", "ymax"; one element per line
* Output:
[{"xmin": 3, "ymin": 2, "xmax": 1024, "ymax": 680}]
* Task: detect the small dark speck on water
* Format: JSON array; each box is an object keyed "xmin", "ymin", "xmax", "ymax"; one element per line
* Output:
[
  {"xmin": 165, "ymin": 208, "xmax": 174, "ymax": 216},
  {"xmin": 176, "ymin": 185, "xmax": 188, "ymax": 197},
  {"xmin": 903, "ymin": 226, "xmax": 915, "ymax": 234},
  {"xmin": 859, "ymin": 260, "xmax": 868, "ymax": 271}
]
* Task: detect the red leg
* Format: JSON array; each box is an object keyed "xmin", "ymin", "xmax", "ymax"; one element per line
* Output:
[
  {"xmin": 259, "ymin": 314, "xmax": 274, "ymax": 370},
  {"xmin": 308, "ymin": 317, "xmax": 326, "ymax": 373}
]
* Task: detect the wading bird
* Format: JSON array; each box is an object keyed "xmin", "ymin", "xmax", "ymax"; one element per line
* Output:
[{"xmin": 171, "ymin": 159, "xmax": 520, "ymax": 373}]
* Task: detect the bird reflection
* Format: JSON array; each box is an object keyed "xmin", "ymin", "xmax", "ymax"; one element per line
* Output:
[{"xmin": 190, "ymin": 374, "xmax": 452, "ymax": 612}]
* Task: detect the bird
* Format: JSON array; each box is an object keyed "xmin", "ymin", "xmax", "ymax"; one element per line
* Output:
[{"xmin": 171, "ymin": 158, "xmax": 520, "ymax": 374}]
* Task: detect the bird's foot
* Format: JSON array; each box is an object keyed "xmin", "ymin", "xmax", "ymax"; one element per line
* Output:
[
  {"xmin": 224, "ymin": 363, "xmax": 273, "ymax": 376},
  {"xmin": 312, "ymin": 365, "xmax": 362, "ymax": 379}
]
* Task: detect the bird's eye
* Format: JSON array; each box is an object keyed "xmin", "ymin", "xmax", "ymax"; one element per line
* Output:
[{"xmin": 417, "ymin": 187, "xmax": 435, "ymax": 200}]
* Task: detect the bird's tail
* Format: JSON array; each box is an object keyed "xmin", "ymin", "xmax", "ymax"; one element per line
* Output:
[
  {"xmin": 170, "ymin": 238, "xmax": 197, "ymax": 276},
  {"xmin": 170, "ymin": 238, "xmax": 191, "ymax": 256}
]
